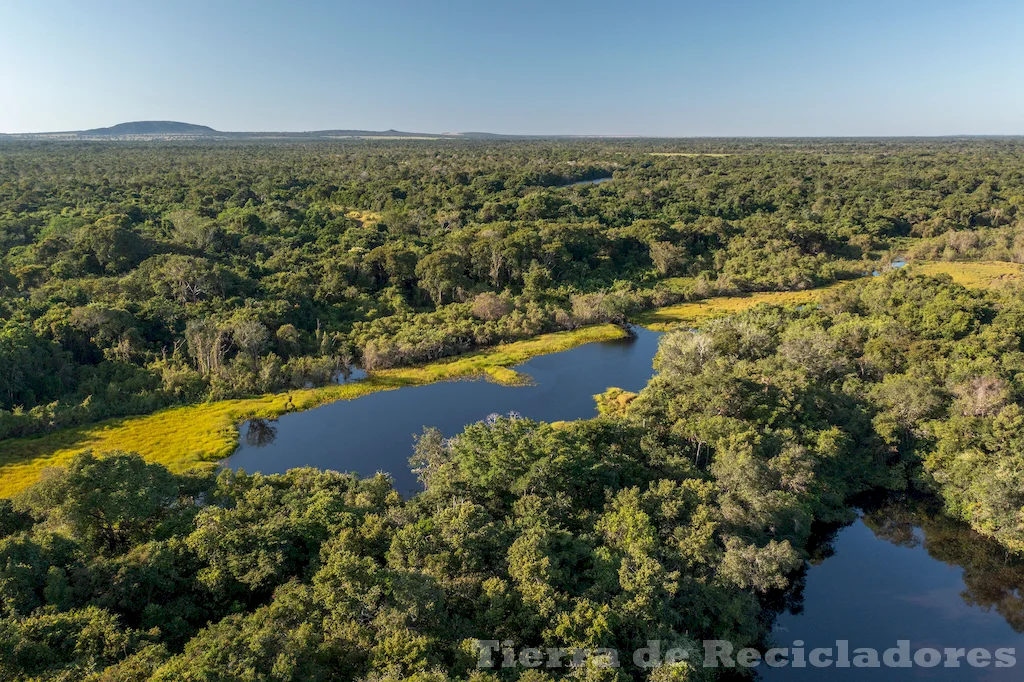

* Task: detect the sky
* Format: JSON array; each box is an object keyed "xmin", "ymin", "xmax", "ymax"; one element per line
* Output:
[{"xmin": 1, "ymin": 0, "xmax": 1022, "ymax": 136}]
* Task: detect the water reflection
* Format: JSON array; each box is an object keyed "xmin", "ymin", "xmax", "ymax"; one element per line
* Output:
[
  {"xmin": 228, "ymin": 328, "xmax": 664, "ymax": 493},
  {"xmin": 863, "ymin": 499, "xmax": 1024, "ymax": 634},
  {"xmin": 243, "ymin": 418, "xmax": 278, "ymax": 448},
  {"xmin": 762, "ymin": 497, "xmax": 1024, "ymax": 681},
  {"xmin": 335, "ymin": 366, "xmax": 367, "ymax": 383}
]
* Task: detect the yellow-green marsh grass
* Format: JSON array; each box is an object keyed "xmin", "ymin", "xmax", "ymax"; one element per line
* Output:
[
  {"xmin": 594, "ymin": 387, "xmax": 639, "ymax": 417},
  {"xmin": 0, "ymin": 324, "xmax": 625, "ymax": 498},
  {"xmin": 637, "ymin": 285, "xmax": 849, "ymax": 332},
  {"xmin": 910, "ymin": 260, "xmax": 1024, "ymax": 289},
  {"xmin": 638, "ymin": 261, "xmax": 1024, "ymax": 333},
  {"xmin": 654, "ymin": 277, "xmax": 697, "ymax": 294}
]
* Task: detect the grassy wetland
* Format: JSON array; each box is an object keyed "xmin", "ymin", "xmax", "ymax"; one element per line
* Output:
[
  {"xmin": 0, "ymin": 324, "xmax": 624, "ymax": 496},
  {"xmin": 4, "ymin": 138, "xmax": 1024, "ymax": 680}
]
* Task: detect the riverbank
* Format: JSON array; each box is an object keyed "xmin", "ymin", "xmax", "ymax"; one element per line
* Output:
[
  {"xmin": 2, "ymin": 259, "xmax": 1019, "ymax": 498},
  {"xmin": 636, "ymin": 282, "xmax": 850, "ymax": 331},
  {"xmin": 915, "ymin": 259, "xmax": 1024, "ymax": 288},
  {"xmin": 0, "ymin": 324, "xmax": 626, "ymax": 497},
  {"xmin": 763, "ymin": 495, "xmax": 1024, "ymax": 681},
  {"xmin": 637, "ymin": 259, "xmax": 1024, "ymax": 331}
]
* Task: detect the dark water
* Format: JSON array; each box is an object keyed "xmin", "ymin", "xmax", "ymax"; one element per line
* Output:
[
  {"xmin": 228, "ymin": 328, "xmax": 663, "ymax": 492},
  {"xmin": 227, "ymin": 327, "xmax": 1024, "ymax": 680},
  {"xmin": 565, "ymin": 175, "xmax": 613, "ymax": 186},
  {"xmin": 764, "ymin": 501, "xmax": 1024, "ymax": 680}
]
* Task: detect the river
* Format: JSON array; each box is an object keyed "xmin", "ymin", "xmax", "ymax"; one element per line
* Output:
[
  {"xmin": 228, "ymin": 327, "xmax": 662, "ymax": 493},
  {"xmin": 762, "ymin": 500, "xmax": 1024, "ymax": 680},
  {"xmin": 226, "ymin": 327, "xmax": 1024, "ymax": 679}
]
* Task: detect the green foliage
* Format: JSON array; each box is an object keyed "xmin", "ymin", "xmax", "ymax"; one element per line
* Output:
[
  {"xmin": 17, "ymin": 452, "xmax": 188, "ymax": 555},
  {"xmin": 0, "ymin": 320, "xmax": 73, "ymax": 411},
  {"xmin": 3, "ymin": 138, "xmax": 1024, "ymax": 679},
  {"xmin": 5, "ymin": 268, "xmax": 1024, "ymax": 678},
  {"xmin": 0, "ymin": 411, "xmax": 814, "ymax": 681},
  {"xmin": 635, "ymin": 271, "xmax": 1024, "ymax": 551},
  {"xmin": 5, "ymin": 137, "xmax": 1021, "ymax": 441}
]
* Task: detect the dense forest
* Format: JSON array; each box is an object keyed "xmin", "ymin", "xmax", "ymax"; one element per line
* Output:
[
  {"xmin": 3, "ymin": 139, "xmax": 1024, "ymax": 680},
  {"xmin": 2, "ymin": 138, "xmax": 1024, "ymax": 441},
  {"xmin": 3, "ymin": 271, "xmax": 1024, "ymax": 680}
]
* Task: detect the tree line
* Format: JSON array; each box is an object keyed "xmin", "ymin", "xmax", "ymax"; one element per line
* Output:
[
  {"xmin": 2, "ymin": 269, "xmax": 1024, "ymax": 679},
  {"xmin": 3, "ymin": 138, "xmax": 1024, "ymax": 440}
]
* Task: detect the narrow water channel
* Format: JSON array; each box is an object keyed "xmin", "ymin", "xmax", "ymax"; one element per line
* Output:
[{"xmin": 565, "ymin": 175, "xmax": 613, "ymax": 186}]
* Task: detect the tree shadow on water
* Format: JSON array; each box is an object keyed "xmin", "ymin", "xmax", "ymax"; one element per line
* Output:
[
  {"xmin": 863, "ymin": 495, "xmax": 1024, "ymax": 634},
  {"xmin": 244, "ymin": 418, "xmax": 278, "ymax": 448}
]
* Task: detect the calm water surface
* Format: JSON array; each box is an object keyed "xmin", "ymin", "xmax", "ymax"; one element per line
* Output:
[
  {"xmin": 227, "ymin": 328, "xmax": 1024, "ymax": 680},
  {"xmin": 565, "ymin": 175, "xmax": 613, "ymax": 186},
  {"xmin": 765, "ymin": 502, "xmax": 1024, "ymax": 680},
  {"xmin": 228, "ymin": 327, "xmax": 662, "ymax": 492}
]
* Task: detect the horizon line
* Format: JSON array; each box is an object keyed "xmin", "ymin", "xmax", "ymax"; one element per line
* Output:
[{"xmin": 3, "ymin": 128, "xmax": 1024, "ymax": 140}]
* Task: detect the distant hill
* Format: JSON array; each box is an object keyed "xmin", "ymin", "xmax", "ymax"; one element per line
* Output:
[
  {"xmin": 81, "ymin": 121, "xmax": 219, "ymax": 136},
  {"xmin": 2, "ymin": 122, "xmax": 605, "ymax": 140}
]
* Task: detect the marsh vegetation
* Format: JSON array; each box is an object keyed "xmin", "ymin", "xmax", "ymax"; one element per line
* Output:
[{"xmin": 3, "ymin": 138, "xmax": 1024, "ymax": 680}]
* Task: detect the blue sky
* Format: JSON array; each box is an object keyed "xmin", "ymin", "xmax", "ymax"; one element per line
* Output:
[{"xmin": 1, "ymin": 0, "xmax": 1022, "ymax": 135}]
